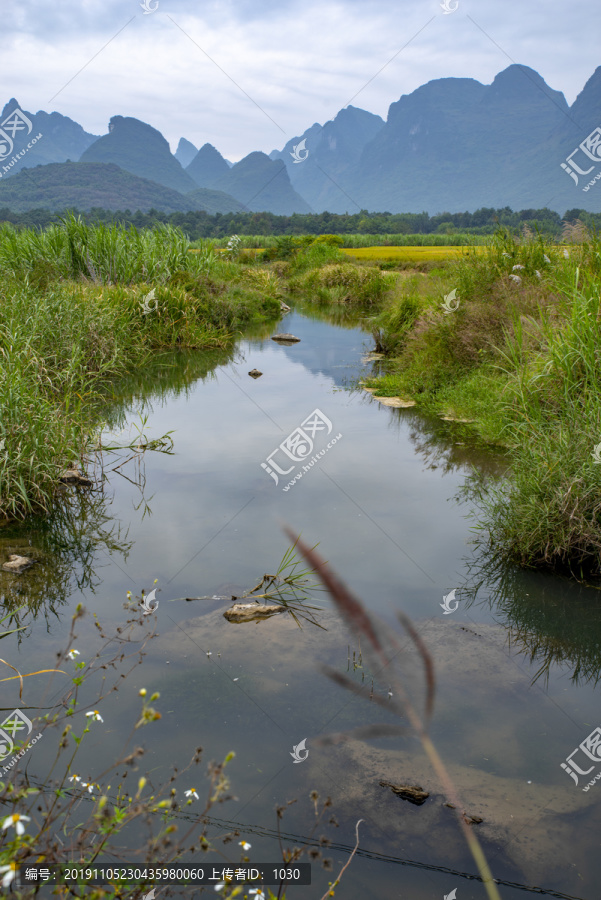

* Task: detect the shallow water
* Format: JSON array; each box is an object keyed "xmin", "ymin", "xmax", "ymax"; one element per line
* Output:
[{"xmin": 2, "ymin": 307, "xmax": 601, "ymax": 899}]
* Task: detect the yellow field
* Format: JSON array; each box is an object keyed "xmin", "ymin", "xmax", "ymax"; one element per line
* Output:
[{"xmin": 340, "ymin": 245, "xmax": 482, "ymax": 261}]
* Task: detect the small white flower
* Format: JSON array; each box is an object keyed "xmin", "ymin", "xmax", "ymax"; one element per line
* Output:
[
  {"xmin": 68, "ymin": 774, "xmax": 81, "ymax": 783},
  {"xmin": 502, "ymin": 252, "xmax": 510, "ymax": 258},
  {"xmin": 67, "ymin": 649, "xmax": 80, "ymax": 660},
  {"xmin": 80, "ymin": 781, "xmax": 96, "ymax": 794},
  {"xmin": 86, "ymin": 710, "xmax": 103, "ymax": 722},
  {"xmin": 214, "ymin": 884, "xmax": 226, "ymax": 892},
  {"xmin": 512, "ymin": 264, "xmax": 524, "ymax": 271},
  {"xmin": 2, "ymin": 813, "xmax": 31, "ymax": 835},
  {"xmin": 249, "ymin": 890, "xmax": 265, "ymax": 899},
  {"xmin": 239, "ymin": 840, "xmax": 251, "ymax": 850},
  {"xmin": 0, "ymin": 864, "xmax": 16, "ymax": 889},
  {"xmin": 185, "ymin": 789, "xmax": 199, "ymax": 800},
  {"xmin": 206, "ymin": 651, "xmax": 212, "ymax": 657},
  {"xmin": 509, "ymin": 274, "xmax": 522, "ymax": 284},
  {"xmin": 543, "ymin": 254, "xmax": 551, "ymax": 264}
]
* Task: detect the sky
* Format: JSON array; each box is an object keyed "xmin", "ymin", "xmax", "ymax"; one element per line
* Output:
[{"xmin": 3, "ymin": 0, "xmax": 601, "ymax": 162}]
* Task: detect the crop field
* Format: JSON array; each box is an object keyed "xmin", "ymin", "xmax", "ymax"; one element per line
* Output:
[{"xmin": 340, "ymin": 245, "xmax": 483, "ymax": 261}]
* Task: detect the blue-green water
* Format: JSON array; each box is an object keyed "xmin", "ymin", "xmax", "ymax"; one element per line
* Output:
[{"xmin": 1, "ymin": 308, "xmax": 601, "ymax": 899}]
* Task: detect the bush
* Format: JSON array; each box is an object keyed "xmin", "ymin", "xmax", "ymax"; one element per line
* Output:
[{"xmin": 291, "ymin": 262, "xmax": 394, "ymax": 304}]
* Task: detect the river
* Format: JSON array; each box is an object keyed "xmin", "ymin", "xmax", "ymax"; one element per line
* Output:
[{"xmin": 1, "ymin": 306, "xmax": 600, "ymax": 899}]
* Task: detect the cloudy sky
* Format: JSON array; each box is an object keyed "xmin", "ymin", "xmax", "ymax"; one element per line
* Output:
[{"xmin": 4, "ymin": 0, "xmax": 600, "ymax": 161}]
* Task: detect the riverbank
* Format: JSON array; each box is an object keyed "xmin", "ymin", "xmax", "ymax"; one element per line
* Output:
[
  {"xmin": 360, "ymin": 224, "xmax": 601, "ymax": 581},
  {"xmin": 0, "ymin": 216, "xmax": 281, "ymax": 520},
  {"xmin": 2, "ymin": 216, "xmax": 600, "ymax": 584}
]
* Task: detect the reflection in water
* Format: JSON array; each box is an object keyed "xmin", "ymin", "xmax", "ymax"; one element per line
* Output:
[
  {"xmin": 294, "ymin": 298, "xmax": 375, "ymax": 330},
  {"xmin": 357, "ymin": 398, "xmax": 511, "ymax": 479},
  {"xmin": 0, "ymin": 346, "xmax": 247, "ymax": 635},
  {"xmin": 374, "ymin": 400, "xmax": 601, "ymax": 689},
  {"xmin": 0, "ymin": 488, "xmax": 133, "ymax": 632},
  {"xmin": 460, "ymin": 542, "xmax": 601, "ymax": 687}
]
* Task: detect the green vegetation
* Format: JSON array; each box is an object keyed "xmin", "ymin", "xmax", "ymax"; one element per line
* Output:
[
  {"xmin": 0, "ymin": 163, "xmax": 214, "ymax": 215},
  {"xmin": 364, "ymin": 223, "xmax": 601, "ymax": 581},
  {"xmin": 0, "ymin": 215, "xmax": 280, "ymax": 521},
  {"xmin": 2, "ymin": 213, "xmax": 601, "ymax": 582},
  {"xmin": 2, "ymin": 205, "xmax": 599, "ymax": 240}
]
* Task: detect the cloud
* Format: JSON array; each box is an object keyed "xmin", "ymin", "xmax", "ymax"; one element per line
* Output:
[{"xmin": 3, "ymin": 0, "xmax": 600, "ymax": 160}]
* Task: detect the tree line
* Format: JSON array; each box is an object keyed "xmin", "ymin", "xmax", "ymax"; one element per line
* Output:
[{"xmin": 0, "ymin": 205, "xmax": 598, "ymax": 239}]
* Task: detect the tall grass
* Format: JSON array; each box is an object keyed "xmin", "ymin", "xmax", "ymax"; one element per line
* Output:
[
  {"xmin": 470, "ymin": 269, "xmax": 601, "ymax": 579},
  {"xmin": 0, "ymin": 214, "xmax": 217, "ymax": 285},
  {"xmin": 366, "ymin": 225, "xmax": 601, "ymax": 579},
  {"xmin": 0, "ymin": 217, "xmax": 281, "ymax": 521}
]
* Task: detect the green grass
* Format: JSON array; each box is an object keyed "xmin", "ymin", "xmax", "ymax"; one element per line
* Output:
[
  {"xmin": 196, "ymin": 233, "xmax": 488, "ymax": 249},
  {"xmin": 365, "ymin": 226, "xmax": 601, "ymax": 579},
  {"xmin": 4, "ymin": 216, "xmax": 601, "ymax": 581},
  {"xmin": 0, "ymin": 216, "xmax": 281, "ymax": 521}
]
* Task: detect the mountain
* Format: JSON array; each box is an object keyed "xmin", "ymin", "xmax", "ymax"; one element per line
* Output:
[
  {"xmin": 509, "ymin": 65, "xmax": 601, "ymax": 211},
  {"xmin": 211, "ymin": 151, "xmax": 312, "ymax": 214},
  {"xmin": 276, "ymin": 64, "xmax": 600, "ymax": 214},
  {"xmin": 186, "ymin": 186, "xmax": 244, "ymax": 213},
  {"xmin": 0, "ymin": 161, "xmax": 240, "ymax": 213},
  {"xmin": 174, "ymin": 137, "xmax": 198, "ymax": 168},
  {"xmin": 186, "ymin": 143, "xmax": 230, "ymax": 188},
  {"xmin": 284, "ymin": 65, "xmax": 570, "ymax": 213},
  {"xmin": 269, "ymin": 105, "xmax": 385, "ymax": 210},
  {"xmin": 0, "ymin": 98, "xmax": 99, "ymax": 176},
  {"xmin": 4, "ymin": 65, "xmax": 601, "ymax": 218},
  {"xmin": 80, "ymin": 116, "xmax": 198, "ymax": 194}
]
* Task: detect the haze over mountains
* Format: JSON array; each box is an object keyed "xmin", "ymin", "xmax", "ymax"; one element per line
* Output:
[{"xmin": 1, "ymin": 63, "xmax": 600, "ymax": 216}]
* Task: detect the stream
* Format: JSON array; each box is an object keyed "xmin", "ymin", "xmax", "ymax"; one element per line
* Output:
[{"xmin": 1, "ymin": 306, "xmax": 601, "ymax": 899}]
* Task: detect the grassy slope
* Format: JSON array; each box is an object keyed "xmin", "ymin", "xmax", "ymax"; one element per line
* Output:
[{"xmin": 362, "ymin": 228, "xmax": 601, "ymax": 580}]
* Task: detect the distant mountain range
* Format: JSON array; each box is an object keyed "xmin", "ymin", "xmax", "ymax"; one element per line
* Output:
[{"xmin": 1, "ymin": 63, "xmax": 600, "ymax": 216}]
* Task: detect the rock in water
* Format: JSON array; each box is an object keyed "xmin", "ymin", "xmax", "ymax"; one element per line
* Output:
[
  {"xmin": 271, "ymin": 334, "xmax": 300, "ymax": 344},
  {"xmin": 379, "ymin": 781, "xmax": 429, "ymax": 805},
  {"xmin": 248, "ymin": 369, "xmax": 263, "ymax": 378},
  {"xmin": 2, "ymin": 555, "xmax": 36, "ymax": 574},
  {"xmin": 223, "ymin": 603, "xmax": 285, "ymax": 623},
  {"xmin": 60, "ymin": 468, "xmax": 93, "ymax": 486}
]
